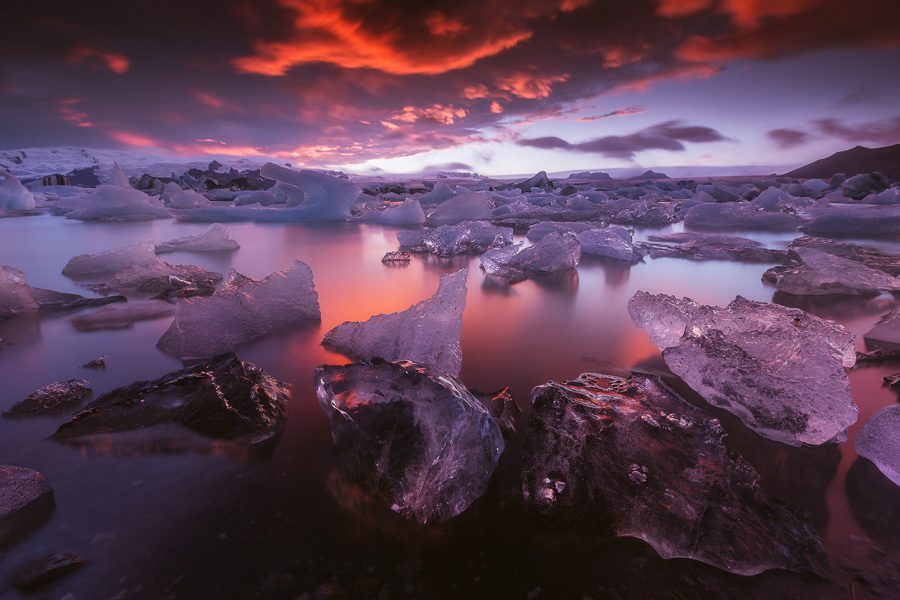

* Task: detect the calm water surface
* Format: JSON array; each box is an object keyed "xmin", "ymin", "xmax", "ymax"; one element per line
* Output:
[{"xmin": 0, "ymin": 214, "xmax": 897, "ymax": 599}]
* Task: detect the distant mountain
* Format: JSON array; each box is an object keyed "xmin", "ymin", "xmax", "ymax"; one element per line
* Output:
[
  {"xmin": 785, "ymin": 144, "xmax": 900, "ymax": 180},
  {"xmin": 567, "ymin": 171, "xmax": 613, "ymax": 180},
  {"xmin": 633, "ymin": 170, "xmax": 669, "ymax": 180}
]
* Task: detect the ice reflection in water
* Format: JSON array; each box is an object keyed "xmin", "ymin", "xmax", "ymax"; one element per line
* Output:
[{"xmin": 0, "ymin": 214, "xmax": 897, "ymax": 598}]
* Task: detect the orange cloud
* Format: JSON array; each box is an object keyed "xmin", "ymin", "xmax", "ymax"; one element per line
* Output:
[
  {"xmin": 490, "ymin": 101, "xmax": 504, "ymax": 114},
  {"xmin": 497, "ymin": 73, "xmax": 568, "ymax": 99},
  {"xmin": 233, "ymin": 0, "xmax": 532, "ymax": 76},
  {"xmin": 718, "ymin": 0, "xmax": 820, "ymax": 27},
  {"xmin": 391, "ymin": 104, "xmax": 467, "ymax": 125},
  {"xmin": 67, "ymin": 46, "xmax": 130, "ymax": 74},
  {"xmin": 611, "ymin": 64, "xmax": 719, "ymax": 92},
  {"xmin": 656, "ymin": 0, "xmax": 713, "ymax": 17},
  {"xmin": 425, "ymin": 12, "xmax": 468, "ymax": 36},
  {"xmin": 462, "ymin": 84, "xmax": 490, "ymax": 99},
  {"xmin": 59, "ymin": 97, "xmax": 93, "ymax": 128},
  {"xmin": 109, "ymin": 130, "xmax": 159, "ymax": 147}
]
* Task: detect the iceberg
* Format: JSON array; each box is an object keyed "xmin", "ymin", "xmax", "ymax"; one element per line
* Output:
[
  {"xmin": 801, "ymin": 204, "xmax": 900, "ymax": 238},
  {"xmin": 425, "ymin": 192, "xmax": 493, "ymax": 226},
  {"xmin": 418, "ymin": 182, "xmax": 455, "ymax": 205},
  {"xmin": 59, "ymin": 185, "xmax": 172, "ymax": 222},
  {"xmin": 88, "ymin": 261, "xmax": 222, "ymax": 299},
  {"xmin": 577, "ymin": 226, "xmax": 643, "ymax": 262},
  {"xmin": 259, "ymin": 162, "xmax": 361, "ymax": 220},
  {"xmin": 323, "ymin": 269, "xmax": 466, "ymax": 375},
  {"xmin": 864, "ymin": 308, "xmax": 900, "ymax": 349},
  {"xmin": 0, "ymin": 169, "xmax": 36, "ymax": 211},
  {"xmin": 2, "ymin": 265, "xmax": 124, "ymax": 318},
  {"xmin": 763, "ymin": 247, "xmax": 900, "ymax": 296},
  {"xmin": 108, "ymin": 163, "xmax": 131, "ymax": 188},
  {"xmin": 398, "ymin": 222, "xmax": 512, "ymax": 257},
  {"xmin": 480, "ymin": 231, "xmax": 580, "ymax": 282},
  {"xmin": 63, "ymin": 242, "xmax": 159, "ymax": 277},
  {"xmin": 639, "ymin": 232, "xmax": 787, "ymax": 263},
  {"xmin": 0, "ymin": 466, "xmax": 54, "ymax": 547},
  {"xmin": 525, "ymin": 221, "xmax": 597, "ymax": 241},
  {"xmin": 157, "ymin": 261, "xmax": 320, "ymax": 359},
  {"xmin": 855, "ymin": 404, "xmax": 900, "ymax": 486},
  {"xmin": 314, "ymin": 359, "xmax": 504, "ymax": 524},
  {"xmin": 3, "ymin": 379, "xmax": 91, "ymax": 417},
  {"xmin": 358, "ymin": 198, "xmax": 426, "ymax": 225},
  {"xmin": 628, "ymin": 291, "xmax": 858, "ymax": 446},
  {"xmin": 522, "ymin": 371, "xmax": 826, "ymax": 575},
  {"xmin": 52, "ymin": 353, "xmax": 290, "ymax": 443},
  {"xmin": 685, "ymin": 202, "xmax": 803, "ymax": 230},
  {"xmin": 167, "ymin": 188, "xmax": 210, "ymax": 209},
  {"xmin": 155, "ymin": 224, "xmax": 240, "ymax": 253}
]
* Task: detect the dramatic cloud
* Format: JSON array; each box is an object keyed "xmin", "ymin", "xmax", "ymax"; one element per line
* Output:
[
  {"xmin": 813, "ymin": 115, "xmax": 900, "ymax": 146},
  {"xmin": 767, "ymin": 128, "xmax": 810, "ymax": 148},
  {"xmin": 518, "ymin": 120, "xmax": 729, "ymax": 159},
  {"xmin": 0, "ymin": 0, "xmax": 897, "ymax": 169}
]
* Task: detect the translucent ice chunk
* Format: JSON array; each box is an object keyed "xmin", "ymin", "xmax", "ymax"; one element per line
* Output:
[
  {"xmin": 628, "ymin": 291, "xmax": 857, "ymax": 446},
  {"xmin": 157, "ymin": 261, "xmax": 321, "ymax": 359},
  {"xmin": 0, "ymin": 169, "xmax": 35, "ymax": 211},
  {"xmin": 855, "ymin": 404, "xmax": 900, "ymax": 486},
  {"xmin": 425, "ymin": 191, "xmax": 493, "ymax": 226},
  {"xmin": 323, "ymin": 269, "xmax": 467, "ymax": 375},
  {"xmin": 479, "ymin": 231, "xmax": 580, "ymax": 282},
  {"xmin": 155, "ymin": 224, "xmax": 240, "ymax": 254},
  {"xmin": 578, "ymin": 226, "xmax": 642, "ymax": 262},
  {"xmin": 63, "ymin": 242, "xmax": 159, "ymax": 278}
]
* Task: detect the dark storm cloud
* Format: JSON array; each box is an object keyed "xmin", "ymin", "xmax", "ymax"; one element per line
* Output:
[
  {"xmin": 767, "ymin": 128, "xmax": 811, "ymax": 148},
  {"xmin": 0, "ymin": 0, "xmax": 897, "ymax": 164},
  {"xmin": 518, "ymin": 120, "xmax": 729, "ymax": 159}
]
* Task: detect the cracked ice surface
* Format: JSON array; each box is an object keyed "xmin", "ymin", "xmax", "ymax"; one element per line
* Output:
[
  {"xmin": 855, "ymin": 404, "xmax": 900, "ymax": 487},
  {"xmin": 315, "ymin": 359, "xmax": 504, "ymax": 524},
  {"xmin": 157, "ymin": 261, "xmax": 320, "ymax": 359},
  {"xmin": 323, "ymin": 269, "xmax": 466, "ymax": 375},
  {"xmin": 628, "ymin": 291, "xmax": 857, "ymax": 446}
]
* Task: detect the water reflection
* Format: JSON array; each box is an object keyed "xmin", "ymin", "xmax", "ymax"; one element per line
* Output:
[
  {"xmin": 846, "ymin": 458, "xmax": 900, "ymax": 546},
  {"xmin": 773, "ymin": 291, "xmax": 898, "ymax": 320}
]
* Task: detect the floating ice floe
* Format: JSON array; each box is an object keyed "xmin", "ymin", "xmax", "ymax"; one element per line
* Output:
[
  {"xmin": 762, "ymin": 247, "xmax": 900, "ymax": 296},
  {"xmin": 628, "ymin": 291, "xmax": 858, "ymax": 446},
  {"xmin": 480, "ymin": 231, "xmax": 581, "ymax": 282},
  {"xmin": 801, "ymin": 204, "xmax": 900, "ymax": 238},
  {"xmin": 525, "ymin": 221, "xmax": 598, "ymax": 241},
  {"xmin": 52, "ymin": 353, "xmax": 290, "ymax": 444},
  {"xmin": 3, "ymin": 380, "xmax": 91, "ymax": 417},
  {"xmin": 167, "ymin": 188, "xmax": 210, "ymax": 209},
  {"xmin": 398, "ymin": 221, "xmax": 512, "ymax": 257},
  {"xmin": 639, "ymin": 232, "xmax": 787, "ymax": 263},
  {"xmin": 684, "ymin": 202, "xmax": 804, "ymax": 230},
  {"xmin": 357, "ymin": 198, "xmax": 426, "ymax": 225},
  {"xmin": 0, "ymin": 169, "xmax": 36, "ymax": 211},
  {"xmin": 70, "ymin": 300, "xmax": 176, "ymax": 331},
  {"xmin": 522, "ymin": 371, "xmax": 826, "ymax": 575},
  {"xmin": 787, "ymin": 236, "xmax": 900, "ymax": 276},
  {"xmin": 157, "ymin": 261, "xmax": 320, "ymax": 359},
  {"xmin": 425, "ymin": 191, "xmax": 493, "ymax": 226},
  {"xmin": 63, "ymin": 242, "xmax": 159, "ymax": 277},
  {"xmin": 864, "ymin": 308, "xmax": 900, "ymax": 349},
  {"xmin": 315, "ymin": 359, "xmax": 504, "ymax": 524},
  {"xmin": 87, "ymin": 261, "xmax": 222, "ymax": 299},
  {"xmin": 1, "ymin": 265, "xmax": 124, "ymax": 319},
  {"xmin": 577, "ymin": 226, "xmax": 643, "ymax": 262},
  {"xmin": 323, "ymin": 269, "xmax": 467, "ymax": 375},
  {"xmin": 417, "ymin": 182, "xmax": 456, "ymax": 205},
  {"xmin": 155, "ymin": 224, "xmax": 240, "ymax": 253},
  {"xmin": 855, "ymin": 404, "xmax": 900, "ymax": 487}
]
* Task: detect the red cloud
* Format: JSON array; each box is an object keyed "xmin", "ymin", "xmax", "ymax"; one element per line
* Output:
[
  {"xmin": 497, "ymin": 73, "xmax": 569, "ymax": 99},
  {"xmin": 67, "ymin": 46, "xmax": 130, "ymax": 74},
  {"xmin": 59, "ymin": 97, "xmax": 93, "ymax": 128},
  {"xmin": 232, "ymin": 0, "xmax": 549, "ymax": 76}
]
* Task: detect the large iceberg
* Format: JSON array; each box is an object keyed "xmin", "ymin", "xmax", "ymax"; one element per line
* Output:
[
  {"xmin": 425, "ymin": 191, "xmax": 493, "ymax": 226},
  {"xmin": 259, "ymin": 162, "xmax": 361, "ymax": 220},
  {"xmin": 155, "ymin": 224, "xmax": 240, "ymax": 254},
  {"xmin": 762, "ymin": 247, "xmax": 900, "ymax": 296},
  {"xmin": 855, "ymin": 404, "xmax": 900, "ymax": 487},
  {"xmin": 87, "ymin": 261, "xmax": 222, "ymax": 299},
  {"xmin": 522, "ymin": 371, "xmax": 826, "ymax": 575},
  {"xmin": 801, "ymin": 205, "xmax": 900, "ymax": 238},
  {"xmin": 55, "ymin": 172, "xmax": 171, "ymax": 222},
  {"xmin": 167, "ymin": 188, "xmax": 210, "ymax": 209},
  {"xmin": 480, "ymin": 231, "xmax": 580, "ymax": 282},
  {"xmin": 158, "ymin": 261, "xmax": 320, "ymax": 359},
  {"xmin": 628, "ymin": 292, "xmax": 858, "ymax": 446},
  {"xmin": 323, "ymin": 269, "xmax": 466, "ymax": 375},
  {"xmin": 398, "ymin": 222, "xmax": 512, "ymax": 257},
  {"xmin": 525, "ymin": 221, "xmax": 597, "ymax": 241},
  {"xmin": 0, "ymin": 169, "xmax": 36, "ymax": 211},
  {"xmin": 314, "ymin": 359, "xmax": 504, "ymax": 524}
]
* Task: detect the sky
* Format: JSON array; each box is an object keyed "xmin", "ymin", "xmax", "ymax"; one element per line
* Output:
[{"xmin": 2, "ymin": 0, "xmax": 899, "ymax": 176}]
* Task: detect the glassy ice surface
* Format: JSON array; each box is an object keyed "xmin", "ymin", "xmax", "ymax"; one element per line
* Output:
[{"xmin": 0, "ymin": 214, "xmax": 898, "ymax": 598}]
